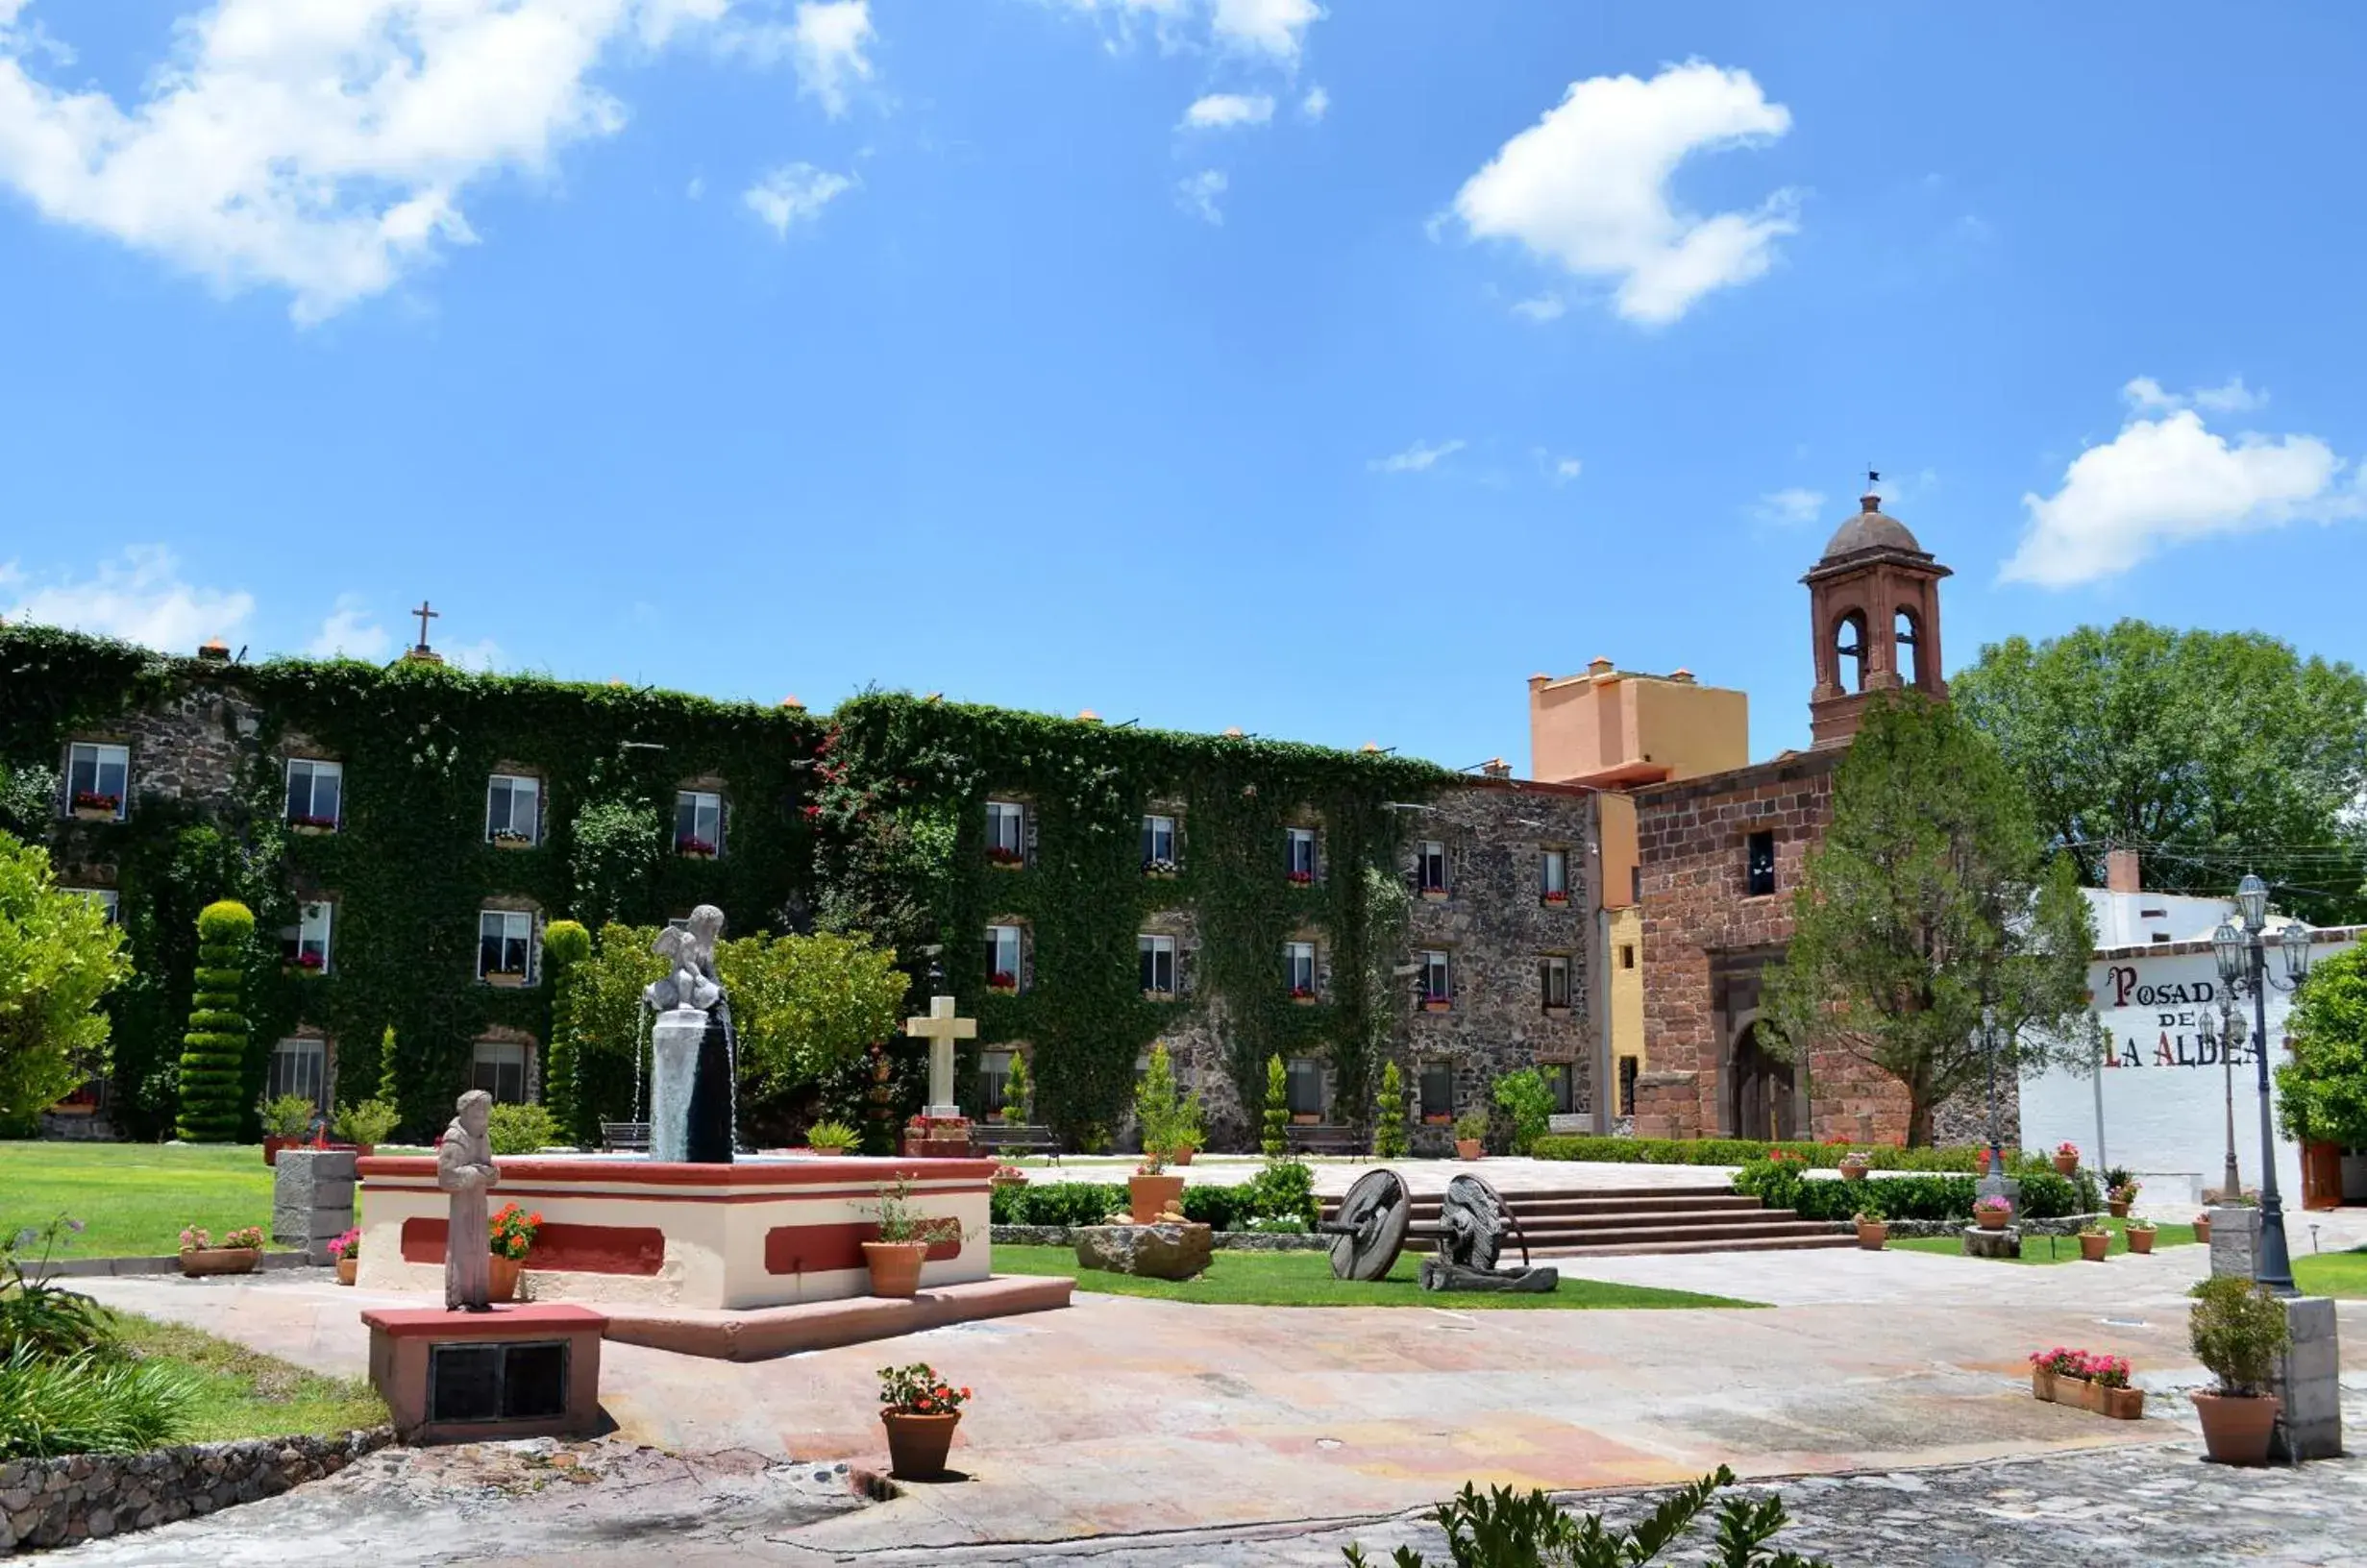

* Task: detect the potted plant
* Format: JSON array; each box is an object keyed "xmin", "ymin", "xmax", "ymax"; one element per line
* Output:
[
  {"xmin": 1453, "ymin": 1110, "xmax": 1488, "ymax": 1162},
  {"xmin": 1289, "ymin": 985, "xmax": 1319, "ymax": 1005},
  {"xmin": 1541, "ymin": 888, "xmax": 1569, "ymax": 906},
  {"xmin": 488, "ymin": 1202, "xmax": 541, "ymax": 1301},
  {"xmin": 2028, "ymin": 1348, "xmax": 2143, "ymax": 1419},
  {"xmin": 2126, "ymin": 1217, "xmax": 2157, "ymax": 1255},
  {"xmin": 1975, "ymin": 1146, "xmax": 1993, "ymax": 1176},
  {"xmin": 2193, "ymin": 1212, "xmax": 2213, "ymax": 1244},
  {"xmin": 877, "ymin": 1361, "xmax": 971, "ymax": 1480},
  {"xmin": 988, "ymin": 969, "xmax": 1019, "ymax": 994},
  {"xmin": 677, "ymin": 834, "xmax": 718, "ymax": 860},
  {"xmin": 864, "ymin": 1178, "xmax": 956, "ymax": 1296},
  {"xmin": 1838, "ymin": 1152, "xmax": 1871, "ymax": 1182},
  {"xmin": 1853, "ymin": 1200, "xmax": 1887, "ymax": 1251},
  {"xmin": 178, "ymin": 1224, "xmax": 265, "ymax": 1276},
  {"xmin": 1128, "ymin": 1045, "xmax": 1196, "ymax": 1220},
  {"xmin": 2052, "ymin": 1140, "xmax": 2081, "ymax": 1177},
  {"xmin": 491, "ymin": 826, "xmax": 535, "ymax": 849},
  {"xmin": 332, "ymin": 1097, "xmax": 399, "ymax": 1158},
  {"xmin": 2077, "ymin": 1221, "xmax": 2111, "ymax": 1262},
  {"xmin": 986, "ymin": 845, "xmax": 1024, "ymax": 870},
  {"xmin": 2188, "ymin": 1275, "xmax": 2290, "ymax": 1465},
  {"xmin": 1286, "ymin": 869, "xmax": 1314, "ymax": 887},
  {"xmin": 989, "ymin": 1163, "xmax": 1028, "ymax": 1190},
  {"xmin": 806, "ymin": 1118, "xmax": 858, "ymax": 1156},
  {"xmin": 282, "ymin": 948, "xmax": 327, "ymax": 979},
  {"xmin": 289, "ymin": 812, "xmax": 337, "ymax": 836},
  {"xmin": 2106, "ymin": 1169, "xmax": 2139, "ymax": 1217},
  {"xmin": 1143, "ymin": 856, "xmax": 1181, "ymax": 880},
  {"xmin": 329, "ymin": 1227, "xmax": 361, "ymax": 1286},
  {"xmin": 258, "ymin": 1092, "xmax": 316, "ymax": 1165},
  {"xmin": 1973, "ymin": 1194, "xmax": 2013, "ymax": 1231}
]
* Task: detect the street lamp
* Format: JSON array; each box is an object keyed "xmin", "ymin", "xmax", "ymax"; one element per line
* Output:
[
  {"xmin": 2210, "ymin": 873, "xmax": 2315, "ymax": 1297},
  {"xmin": 2194, "ymin": 997, "xmax": 2248, "ymax": 1203},
  {"xmin": 1980, "ymin": 1001, "xmax": 2007, "ymax": 1188}
]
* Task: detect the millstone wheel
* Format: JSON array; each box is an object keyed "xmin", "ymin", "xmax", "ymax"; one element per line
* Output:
[
  {"xmin": 1441, "ymin": 1173, "xmax": 1529, "ymax": 1272},
  {"xmin": 1324, "ymin": 1167, "xmax": 1411, "ymax": 1282}
]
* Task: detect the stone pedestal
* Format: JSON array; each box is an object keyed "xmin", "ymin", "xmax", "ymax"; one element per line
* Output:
[
  {"xmin": 1961, "ymin": 1225, "xmax": 2021, "ymax": 1260},
  {"xmin": 2271, "ymin": 1296, "xmax": 2342, "ymax": 1461},
  {"xmin": 362, "ymin": 1303, "xmax": 606, "ymax": 1444},
  {"xmin": 272, "ymin": 1148, "xmax": 356, "ymax": 1264},
  {"xmin": 2208, "ymin": 1204, "xmax": 2260, "ymax": 1280},
  {"xmin": 1975, "ymin": 1173, "xmax": 2021, "ymax": 1219},
  {"xmin": 1074, "ymin": 1221, "xmax": 1212, "ymax": 1281},
  {"xmin": 902, "ymin": 1116, "xmax": 974, "ymax": 1158}
]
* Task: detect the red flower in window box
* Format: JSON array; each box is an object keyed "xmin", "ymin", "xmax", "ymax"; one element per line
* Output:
[
  {"xmin": 989, "ymin": 971, "xmax": 1019, "ymax": 993},
  {"xmin": 986, "ymin": 845, "xmax": 1025, "ymax": 867},
  {"xmin": 1289, "ymin": 985, "xmax": 1318, "ymax": 1002},
  {"xmin": 289, "ymin": 813, "xmax": 338, "ymax": 831},
  {"xmin": 677, "ymin": 835, "xmax": 718, "ymax": 858},
  {"xmin": 1541, "ymin": 889, "xmax": 1569, "ymax": 905},
  {"xmin": 1286, "ymin": 870, "xmax": 1314, "ymax": 887},
  {"xmin": 284, "ymin": 950, "xmax": 325, "ymax": 973},
  {"xmin": 71, "ymin": 790, "xmax": 120, "ymax": 817}
]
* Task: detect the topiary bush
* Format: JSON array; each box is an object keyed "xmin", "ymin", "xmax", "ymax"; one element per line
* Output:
[
  {"xmin": 1372, "ymin": 1060, "xmax": 1408, "ymax": 1160},
  {"xmin": 540, "ymin": 919, "xmax": 592, "ymax": 1141},
  {"xmin": 173, "ymin": 900, "xmax": 254, "ymax": 1141},
  {"xmin": 1734, "ymin": 1161, "xmax": 2090, "ymax": 1222},
  {"xmin": 1260, "ymin": 1053, "xmax": 1290, "ymax": 1157},
  {"xmin": 485, "ymin": 1101, "xmax": 559, "ymax": 1156},
  {"xmin": 990, "ymin": 1172, "xmax": 1321, "ymax": 1232}
]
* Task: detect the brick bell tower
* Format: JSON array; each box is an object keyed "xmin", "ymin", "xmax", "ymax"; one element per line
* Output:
[{"xmin": 1803, "ymin": 478, "xmax": 1951, "ymax": 747}]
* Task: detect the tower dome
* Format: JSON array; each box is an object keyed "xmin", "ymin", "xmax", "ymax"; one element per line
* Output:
[{"xmin": 1819, "ymin": 492, "xmax": 1925, "ymax": 562}]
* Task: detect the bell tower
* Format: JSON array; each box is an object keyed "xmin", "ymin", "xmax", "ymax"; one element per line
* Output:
[{"xmin": 1803, "ymin": 479, "xmax": 1950, "ymax": 747}]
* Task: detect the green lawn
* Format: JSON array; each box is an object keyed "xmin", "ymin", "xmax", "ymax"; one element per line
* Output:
[
  {"xmin": 995, "ymin": 1243, "xmax": 1761, "ymax": 1309},
  {"xmin": 1892, "ymin": 1217, "xmax": 2202, "ymax": 1265},
  {"xmin": 109, "ymin": 1311, "xmax": 387, "ymax": 1441},
  {"xmin": 1, "ymin": 1141, "xmax": 278, "ymax": 1258},
  {"xmin": 2293, "ymin": 1247, "xmax": 2367, "ymax": 1299}
]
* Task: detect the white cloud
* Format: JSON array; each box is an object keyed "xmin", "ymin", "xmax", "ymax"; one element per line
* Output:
[
  {"xmin": 686, "ymin": 174, "xmax": 706, "ymax": 200},
  {"xmin": 1175, "ymin": 167, "xmax": 1226, "ymax": 224},
  {"xmin": 1181, "ymin": 92, "xmax": 1272, "ymax": 129},
  {"xmin": 1531, "ymin": 450, "xmax": 1581, "ymax": 485},
  {"xmin": 2004, "ymin": 398, "xmax": 2359, "ymax": 587},
  {"xmin": 1451, "ymin": 60, "xmax": 1797, "ymax": 327},
  {"xmin": 444, "ymin": 637, "xmax": 505, "ymax": 673},
  {"xmin": 784, "ymin": 0, "xmax": 875, "ymax": 118},
  {"xmin": 1212, "ymin": 0, "xmax": 1319, "ymax": 62},
  {"xmin": 2123, "ymin": 375, "xmax": 2267, "ymax": 416},
  {"xmin": 1510, "ymin": 292, "xmax": 1566, "ymax": 323},
  {"xmin": 743, "ymin": 162, "xmax": 854, "ymax": 235},
  {"xmin": 1368, "ymin": 438, "xmax": 1465, "ymax": 475},
  {"xmin": 307, "ymin": 595, "xmax": 392, "ymax": 660},
  {"xmin": 0, "ymin": 1, "xmax": 795, "ymax": 322},
  {"xmin": 2, "ymin": 546, "xmax": 253, "ymax": 650},
  {"xmin": 1754, "ymin": 487, "xmax": 1826, "ymax": 526},
  {"xmin": 1300, "ymin": 84, "xmax": 1327, "ymax": 120}
]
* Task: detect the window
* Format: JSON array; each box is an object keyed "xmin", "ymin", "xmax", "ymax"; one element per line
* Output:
[
  {"xmin": 979, "ymin": 1050, "xmax": 1014, "ymax": 1120},
  {"xmin": 1542, "ymin": 1063, "xmax": 1574, "ymax": 1115},
  {"xmin": 986, "ymin": 800, "xmax": 1025, "ymax": 866},
  {"xmin": 65, "ymin": 742, "xmax": 130, "ymax": 820},
  {"xmin": 1420, "ymin": 948, "xmax": 1451, "ymax": 1005},
  {"xmin": 284, "ymin": 759, "xmax": 342, "ymax": 829},
  {"xmin": 267, "ymin": 1038, "xmax": 327, "ymax": 1109},
  {"xmin": 1287, "ymin": 827, "xmax": 1318, "ymax": 884},
  {"xmin": 1138, "ymin": 933, "xmax": 1177, "ymax": 995},
  {"xmin": 1285, "ymin": 1056, "xmax": 1323, "ymax": 1116},
  {"xmin": 676, "ymin": 791, "xmax": 724, "ymax": 857},
  {"xmin": 1620, "ymin": 944, "xmax": 1637, "ymax": 970},
  {"xmin": 282, "ymin": 901, "xmax": 333, "ymax": 973},
  {"xmin": 1631, "ymin": 866, "xmax": 1642, "ymax": 904},
  {"xmin": 1285, "ymin": 940, "xmax": 1317, "ymax": 998},
  {"xmin": 479, "ymin": 910, "xmax": 537, "ymax": 982},
  {"xmin": 66, "ymin": 888, "xmax": 120, "ymax": 925},
  {"xmin": 1617, "ymin": 1055, "xmax": 1640, "ymax": 1117},
  {"xmin": 1417, "ymin": 840, "xmax": 1447, "ymax": 895},
  {"xmin": 1419, "ymin": 1062, "xmax": 1454, "ymax": 1119},
  {"xmin": 1745, "ymin": 830, "xmax": 1777, "ymax": 897},
  {"xmin": 1836, "ymin": 611, "xmax": 1868, "ymax": 693},
  {"xmin": 1141, "ymin": 814, "xmax": 1178, "ymax": 870},
  {"xmin": 472, "ymin": 1040, "xmax": 530, "ymax": 1105},
  {"xmin": 1541, "ymin": 848, "xmax": 1568, "ymax": 903},
  {"xmin": 985, "ymin": 923, "xmax": 1023, "ymax": 991},
  {"xmin": 486, "ymin": 774, "xmax": 540, "ymax": 845},
  {"xmin": 1540, "ymin": 955, "xmax": 1571, "ymax": 1010}
]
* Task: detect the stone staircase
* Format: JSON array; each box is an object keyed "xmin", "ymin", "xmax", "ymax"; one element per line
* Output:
[{"xmin": 1319, "ymin": 1181, "xmax": 1855, "ymax": 1259}]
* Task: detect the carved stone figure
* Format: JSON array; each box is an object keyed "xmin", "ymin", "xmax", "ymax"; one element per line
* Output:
[
  {"xmin": 641, "ymin": 905, "xmax": 736, "ymax": 1164},
  {"xmin": 436, "ymin": 1090, "xmax": 499, "ymax": 1312},
  {"xmin": 1418, "ymin": 1173, "xmax": 1558, "ymax": 1294}
]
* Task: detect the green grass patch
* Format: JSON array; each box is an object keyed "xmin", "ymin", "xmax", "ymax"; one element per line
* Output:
[
  {"xmin": 1892, "ymin": 1217, "xmax": 2201, "ymax": 1265},
  {"xmin": 1, "ymin": 1141, "xmax": 279, "ymax": 1258},
  {"xmin": 107, "ymin": 1311, "xmax": 386, "ymax": 1442},
  {"xmin": 2293, "ymin": 1247, "xmax": 2367, "ymax": 1299},
  {"xmin": 995, "ymin": 1244, "xmax": 1761, "ymax": 1309}
]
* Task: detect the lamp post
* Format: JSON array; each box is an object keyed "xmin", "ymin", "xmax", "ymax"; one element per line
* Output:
[
  {"xmin": 2195, "ymin": 996, "xmax": 2248, "ymax": 1203},
  {"xmin": 1981, "ymin": 1001, "xmax": 2006, "ymax": 1187},
  {"xmin": 2210, "ymin": 872, "xmax": 2314, "ymax": 1297}
]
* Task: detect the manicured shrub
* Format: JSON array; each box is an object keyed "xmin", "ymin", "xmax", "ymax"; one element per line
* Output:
[
  {"xmin": 990, "ymin": 1180, "xmax": 1125, "ymax": 1227},
  {"xmin": 991, "ymin": 1171, "xmax": 1321, "ymax": 1232},
  {"xmin": 1733, "ymin": 1161, "xmax": 2090, "ymax": 1221},
  {"xmin": 256, "ymin": 1092, "xmax": 315, "ymax": 1139},
  {"xmin": 1371, "ymin": 1061, "xmax": 1409, "ymax": 1160},
  {"xmin": 1001, "ymin": 1052, "xmax": 1031, "ymax": 1123},
  {"xmin": 1260, "ymin": 1054, "xmax": 1289, "ymax": 1157},
  {"xmin": 174, "ymin": 900, "xmax": 254, "ymax": 1141},
  {"xmin": 541, "ymin": 919, "xmax": 592, "ymax": 1140},
  {"xmin": 332, "ymin": 1097, "xmax": 399, "ymax": 1147},
  {"xmin": 485, "ymin": 1102, "xmax": 559, "ymax": 1156}
]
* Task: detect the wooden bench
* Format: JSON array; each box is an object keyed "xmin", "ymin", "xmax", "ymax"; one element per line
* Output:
[
  {"xmin": 601, "ymin": 1121, "xmax": 650, "ymax": 1153},
  {"xmin": 979, "ymin": 1123, "xmax": 1063, "ymax": 1164},
  {"xmin": 1286, "ymin": 1124, "xmax": 1368, "ymax": 1160}
]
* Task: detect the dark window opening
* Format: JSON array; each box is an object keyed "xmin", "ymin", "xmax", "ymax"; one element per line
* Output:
[
  {"xmin": 1836, "ymin": 611, "xmax": 1867, "ymax": 693},
  {"xmin": 1542, "ymin": 1063, "xmax": 1574, "ymax": 1115},
  {"xmin": 1631, "ymin": 866, "xmax": 1642, "ymax": 903},
  {"xmin": 1894, "ymin": 608, "xmax": 1919, "ymax": 686},
  {"xmin": 1419, "ymin": 1063, "xmax": 1454, "ymax": 1118},
  {"xmin": 1620, "ymin": 944, "xmax": 1636, "ymax": 970},
  {"xmin": 1745, "ymin": 831, "xmax": 1776, "ymax": 897},
  {"xmin": 1285, "ymin": 1057, "xmax": 1323, "ymax": 1116},
  {"xmin": 1617, "ymin": 1056, "xmax": 1640, "ymax": 1117}
]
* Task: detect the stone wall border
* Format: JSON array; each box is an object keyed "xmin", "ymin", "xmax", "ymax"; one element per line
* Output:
[{"xmin": 0, "ymin": 1427, "xmax": 392, "ymax": 1554}]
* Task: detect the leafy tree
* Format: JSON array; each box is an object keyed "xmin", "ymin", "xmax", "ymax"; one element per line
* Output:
[
  {"xmin": 1955, "ymin": 621, "xmax": 2367, "ymax": 924},
  {"xmin": 2278, "ymin": 945, "xmax": 2367, "ymax": 1149},
  {"xmin": 1491, "ymin": 1068, "xmax": 1555, "ymax": 1156},
  {"xmin": 567, "ymin": 796, "xmax": 662, "ymax": 929},
  {"xmin": 1001, "ymin": 1050, "xmax": 1031, "ymax": 1123},
  {"xmin": 1762, "ymin": 696, "xmax": 2096, "ymax": 1146},
  {"xmin": 1132, "ymin": 1042, "xmax": 1201, "ymax": 1172},
  {"xmin": 1261, "ymin": 1053, "xmax": 1290, "ymax": 1157},
  {"xmin": 173, "ymin": 900, "xmax": 255, "ymax": 1141},
  {"xmin": 0, "ymin": 834, "xmax": 129, "ymax": 1123},
  {"xmin": 1372, "ymin": 1060, "xmax": 1409, "ymax": 1159}
]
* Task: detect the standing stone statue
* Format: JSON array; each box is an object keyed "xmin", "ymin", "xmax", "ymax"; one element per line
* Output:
[
  {"xmin": 642, "ymin": 905, "xmax": 737, "ymax": 1164},
  {"xmin": 436, "ymin": 1090, "xmax": 499, "ymax": 1312}
]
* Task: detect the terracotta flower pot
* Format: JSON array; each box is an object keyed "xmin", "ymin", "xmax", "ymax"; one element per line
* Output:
[
  {"xmin": 1128, "ymin": 1173, "xmax": 1187, "ymax": 1223},
  {"xmin": 2053, "ymin": 1153, "xmax": 2079, "ymax": 1177},
  {"xmin": 2078, "ymin": 1232, "xmax": 2110, "ymax": 1262},
  {"xmin": 881, "ymin": 1410, "xmax": 960, "ymax": 1479},
  {"xmin": 335, "ymin": 1256, "xmax": 358, "ymax": 1286},
  {"xmin": 488, "ymin": 1254, "xmax": 522, "ymax": 1302},
  {"xmin": 2128, "ymin": 1228, "xmax": 2156, "ymax": 1255},
  {"xmin": 2194, "ymin": 1214, "xmax": 2212, "ymax": 1243},
  {"xmin": 2108, "ymin": 1199, "xmax": 2131, "ymax": 1218},
  {"xmin": 863, "ymin": 1240, "xmax": 929, "ymax": 1298},
  {"xmin": 1855, "ymin": 1220, "xmax": 1887, "ymax": 1251},
  {"xmin": 2030, "ymin": 1367, "xmax": 2058, "ymax": 1403},
  {"xmin": 2193, "ymin": 1391, "xmax": 2281, "ymax": 1466},
  {"xmin": 1840, "ymin": 1164, "xmax": 1868, "ymax": 1182},
  {"xmin": 2091, "ymin": 1383, "xmax": 2144, "ymax": 1420},
  {"xmin": 1171, "ymin": 1148, "xmax": 1195, "ymax": 1167},
  {"xmin": 1976, "ymin": 1209, "xmax": 2009, "ymax": 1231},
  {"xmin": 1455, "ymin": 1139, "xmax": 1484, "ymax": 1162},
  {"xmin": 179, "ymin": 1247, "xmax": 261, "ymax": 1277}
]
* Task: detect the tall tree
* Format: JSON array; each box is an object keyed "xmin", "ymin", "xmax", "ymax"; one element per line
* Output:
[
  {"xmin": 2277, "ymin": 945, "xmax": 2367, "ymax": 1152},
  {"xmin": 1762, "ymin": 696, "xmax": 2096, "ymax": 1145},
  {"xmin": 1954, "ymin": 621, "xmax": 2367, "ymax": 924},
  {"xmin": 0, "ymin": 832, "xmax": 129, "ymax": 1123}
]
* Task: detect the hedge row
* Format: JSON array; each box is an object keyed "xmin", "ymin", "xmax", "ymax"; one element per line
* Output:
[
  {"xmin": 990, "ymin": 1168, "xmax": 1321, "ymax": 1232},
  {"xmin": 1530, "ymin": 1135, "xmax": 1994, "ymax": 1171},
  {"xmin": 1734, "ymin": 1162, "xmax": 2100, "ymax": 1221}
]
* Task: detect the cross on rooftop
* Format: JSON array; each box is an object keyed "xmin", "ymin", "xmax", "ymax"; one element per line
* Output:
[{"xmin": 411, "ymin": 600, "xmax": 439, "ymax": 651}]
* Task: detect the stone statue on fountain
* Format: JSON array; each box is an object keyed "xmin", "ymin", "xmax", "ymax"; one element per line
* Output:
[{"xmin": 641, "ymin": 905, "xmax": 737, "ymax": 1164}]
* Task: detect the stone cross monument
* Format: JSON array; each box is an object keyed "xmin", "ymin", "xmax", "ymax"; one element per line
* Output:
[{"xmin": 904, "ymin": 994, "xmax": 977, "ymax": 1120}]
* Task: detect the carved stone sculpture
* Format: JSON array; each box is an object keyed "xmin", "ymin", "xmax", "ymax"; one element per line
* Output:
[
  {"xmin": 641, "ymin": 905, "xmax": 736, "ymax": 1164},
  {"xmin": 1418, "ymin": 1173, "xmax": 1558, "ymax": 1293},
  {"xmin": 436, "ymin": 1090, "xmax": 499, "ymax": 1312}
]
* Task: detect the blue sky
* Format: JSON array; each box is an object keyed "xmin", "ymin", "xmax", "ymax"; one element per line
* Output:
[{"xmin": 4, "ymin": 2, "xmax": 2364, "ymax": 770}]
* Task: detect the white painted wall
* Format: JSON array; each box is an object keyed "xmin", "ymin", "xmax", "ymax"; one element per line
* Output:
[{"xmin": 2018, "ymin": 932, "xmax": 2356, "ymax": 1207}]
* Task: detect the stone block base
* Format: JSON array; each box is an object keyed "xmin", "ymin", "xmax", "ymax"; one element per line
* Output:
[
  {"xmin": 1075, "ymin": 1221, "xmax": 1213, "ymax": 1280},
  {"xmin": 361, "ymin": 1303, "xmax": 606, "ymax": 1444},
  {"xmin": 600, "ymin": 1275, "xmax": 1073, "ymax": 1361},
  {"xmin": 2272, "ymin": 1296, "xmax": 2343, "ymax": 1461},
  {"xmin": 2208, "ymin": 1204, "xmax": 2260, "ymax": 1280},
  {"xmin": 1962, "ymin": 1225, "xmax": 2021, "ymax": 1260}
]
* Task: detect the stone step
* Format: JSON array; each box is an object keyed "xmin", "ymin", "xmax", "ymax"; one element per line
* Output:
[
  {"xmin": 1533, "ymin": 1233, "xmax": 1862, "ymax": 1258},
  {"xmin": 1400, "ymin": 1217, "xmax": 1847, "ymax": 1252},
  {"xmin": 1368, "ymin": 1194, "xmax": 1766, "ymax": 1220},
  {"xmin": 1319, "ymin": 1186, "xmax": 1740, "ymax": 1216}
]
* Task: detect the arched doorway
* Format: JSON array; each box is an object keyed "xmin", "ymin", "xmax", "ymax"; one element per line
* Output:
[{"xmin": 1730, "ymin": 1021, "xmax": 1797, "ymax": 1141}]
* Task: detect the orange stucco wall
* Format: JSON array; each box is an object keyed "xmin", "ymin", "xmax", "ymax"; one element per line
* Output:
[{"xmin": 1527, "ymin": 668, "xmax": 1749, "ymax": 790}]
